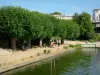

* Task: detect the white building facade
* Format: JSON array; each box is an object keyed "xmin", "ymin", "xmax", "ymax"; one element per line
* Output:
[
  {"xmin": 53, "ymin": 15, "xmax": 73, "ymax": 20},
  {"xmin": 92, "ymin": 9, "xmax": 100, "ymax": 33},
  {"xmin": 92, "ymin": 9, "xmax": 100, "ymax": 22}
]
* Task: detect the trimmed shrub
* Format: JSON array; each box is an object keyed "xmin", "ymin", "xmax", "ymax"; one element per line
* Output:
[
  {"xmin": 63, "ymin": 45, "xmax": 68, "ymax": 49},
  {"xmin": 69, "ymin": 44, "xmax": 74, "ymax": 47},
  {"xmin": 74, "ymin": 44, "xmax": 82, "ymax": 49}
]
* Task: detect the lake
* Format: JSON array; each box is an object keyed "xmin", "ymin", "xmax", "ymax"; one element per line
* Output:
[{"xmin": 4, "ymin": 48, "xmax": 100, "ymax": 75}]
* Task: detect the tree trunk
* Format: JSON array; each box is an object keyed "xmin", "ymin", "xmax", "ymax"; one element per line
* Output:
[
  {"xmin": 39, "ymin": 38, "xmax": 43, "ymax": 47},
  {"xmin": 28, "ymin": 39, "xmax": 31, "ymax": 49},
  {"xmin": 11, "ymin": 38, "xmax": 16, "ymax": 50},
  {"xmin": 8, "ymin": 38, "xmax": 11, "ymax": 49},
  {"xmin": 61, "ymin": 38, "xmax": 64, "ymax": 45}
]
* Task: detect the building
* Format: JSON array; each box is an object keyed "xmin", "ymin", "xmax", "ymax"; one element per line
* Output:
[
  {"xmin": 53, "ymin": 14, "xmax": 73, "ymax": 20},
  {"xmin": 92, "ymin": 9, "xmax": 100, "ymax": 33}
]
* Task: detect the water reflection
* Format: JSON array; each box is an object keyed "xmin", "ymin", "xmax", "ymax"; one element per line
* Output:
[
  {"xmin": 5, "ymin": 48, "xmax": 100, "ymax": 75},
  {"xmin": 81, "ymin": 48, "xmax": 97, "ymax": 56}
]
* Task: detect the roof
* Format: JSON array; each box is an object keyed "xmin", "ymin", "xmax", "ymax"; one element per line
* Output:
[
  {"xmin": 53, "ymin": 15, "xmax": 72, "ymax": 17},
  {"xmin": 93, "ymin": 9, "xmax": 100, "ymax": 11}
]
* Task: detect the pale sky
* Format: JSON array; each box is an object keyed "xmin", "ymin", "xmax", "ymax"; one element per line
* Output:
[{"xmin": 0, "ymin": 0, "xmax": 100, "ymax": 15}]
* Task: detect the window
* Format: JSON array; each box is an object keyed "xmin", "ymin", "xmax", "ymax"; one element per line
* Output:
[{"xmin": 96, "ymin": 24, "xmax": 100, "ymax": 27}]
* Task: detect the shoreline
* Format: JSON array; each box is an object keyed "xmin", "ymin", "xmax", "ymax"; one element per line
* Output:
[
  {"xmin": 0, "ymin": 47, "xmax": 75, "ymax": 74},
  {"xmin": 0, "ymin": 44, "xmax": 75, "ymax": 74},
  {"xmin": 1, "ymin": 40, "xmax": 99, "ymax": 74}
]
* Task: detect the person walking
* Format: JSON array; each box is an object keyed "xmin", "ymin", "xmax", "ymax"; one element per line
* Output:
[{"xmin": 86, "ymin": 40, "xmax": 88, "ymax": 44}]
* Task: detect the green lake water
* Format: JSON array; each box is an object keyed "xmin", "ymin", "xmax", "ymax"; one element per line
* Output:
[{"xmin": 5, "ymin": 48, "xmax": 100, "ymax": 75}]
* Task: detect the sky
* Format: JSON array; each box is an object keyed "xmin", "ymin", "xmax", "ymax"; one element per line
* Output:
[{"xmin": 0, "ymin": 0, "xmax": 100, "ymax": 16}]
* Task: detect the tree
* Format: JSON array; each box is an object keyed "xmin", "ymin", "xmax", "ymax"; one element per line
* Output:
[
  {"xmin": 0, "ymin": 6, "xmax": 31, "ymax": 49},
  {"xmin": 73, "ymin": 13, "xmax": 79, "ymax": 24},
  {"xmin": 50, "ymin": 12, "xmax": 62, "ymax": 15},
  {"xmin": 79, "ymin": 12, "xmax": 95, "ymax": 39},
  {"xmin": 29, "ymin": 12, "xmax": 55, "ymax": 47},
  {"xmin": 53, "ymin": 19, "xmax": 80, "ymax": 44},
  {"xmin": 38, "ymin": 14, "xmax": 54, "ymax": 46},
  {"xmin": 58, "ymin": 20, "xmax": 67, "ymax": 44},
  {"xmin": 1, "ymin": 6, "xmax": 91, "ymax": 50},
  {"xmin": 73, "ymin": 12, "xmax": 95, "ymax": 40},
  {"xmin": 66, "ymin": 20, "xmax": 80, "ymax": 40}
]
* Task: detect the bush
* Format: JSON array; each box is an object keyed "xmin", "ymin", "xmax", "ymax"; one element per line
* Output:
[
  {"xmin": 89, "ymin": 39, "xmax": 95, "ymax": 43},
  {"xmin": 47, "ymin": 50, "xmax": 51, "ymax": 54},
  {"xmin": 63, "ymin": 45, "xmax": 68, "ymax": 49},
  {"xmin": 0, "ymin": 64, "xmax": 1, "ymax": 67},
  {"xmin": 43, "ymin": 49, "xmax": 51, "ymax": 54},
  {"xmin": 44, "ymin": 50, "xmax": 47, "ymax": 54},
  {"xmin": 91, "ymin": 33, "xmax": 100, "ymax": 42},
  {"xmin": 30, "ymin": 56, "xmax": 33, "ymax": 58},
  {"xmin": 74, "ymin": 44, "xmax": 82, "ymax": 49},
  {"xmin": 69, "ymin": 44, "xmax": 81, "ymax": 49},
  {"xmin": 69, "ymin": 44, "xmax": 74, "ymax": 48}
]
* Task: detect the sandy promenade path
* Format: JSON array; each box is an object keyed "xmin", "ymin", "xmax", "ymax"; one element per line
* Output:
[
  {"xmin": 64, "ymin": 40, "xmax": 86, "ymax": 45},
  {"xmin": 0, "ymin": 41, "xmax": 86, "ymax": 65}
]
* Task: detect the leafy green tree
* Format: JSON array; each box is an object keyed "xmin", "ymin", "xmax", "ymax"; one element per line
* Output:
[
  {"xmin": 79, "ymin": 12, "xmax": 94, "ymax": 39},
  {"xmin": 66, "ymin": 20, "xmax": 80, "ymax": 40},
  {"xmin": 50, "ymin": 12, "xmax": 62, "ymax": 15},
  {"xmin": 0, "ymin": 6, "xmax": 86, "ymax": 50},
  {"xmin": 51, "ymin": 17, "xmax": 59, "ymax": 37},
  {"xmin": 73, "ymin": 13, "xmax": 79, "ymax": 24},
  {"xmin": 0, "ymin": 6, "xmax": 31, "ymax": 49},
  {"xmin": 73, "ymin": 12, "xmax": 95, "ymax": 40},
  {"xmin": 54, "ymin": 19, "xmax": 80, "ymax": 44},
  {"xmin": 58, "ymin": 20, "xmax": 67, "ymax": 44},
  {"xmin": 29, "ymin": 12, "xmax": 55, "ymax": 46},
  {"xmin": 38, "ymin": 14, "xmax": 54, "ymax": 46}
]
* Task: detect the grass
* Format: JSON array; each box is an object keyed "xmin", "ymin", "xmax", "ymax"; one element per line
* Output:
[
  {"xmin": 74, "ymin": 44, "xmax": 82, "ymax": 49},
  {"xmin": 43, "ymin": 49, "xmax": 51, "ymax": 54},
  {"xmin": 0, "ymin": 64, "xmax": 1, "ymax": 67},
  {"xmin": 89, "ymin": 39, "xmax": 95, "ymax": 43},
  {"xmin": 69, "ymin": 44, "xmax": 74, "ymax": 48},
  {"xmin": 47, "ymin": 50, "xmax": 51, "ymax": 54},
  {"xmin": 69, "ymin": 44, "xmax": 82, "ymax": 49},
  {"xmin": 63, "ymin": 45, "xmax": 68, "ymax": 49}
]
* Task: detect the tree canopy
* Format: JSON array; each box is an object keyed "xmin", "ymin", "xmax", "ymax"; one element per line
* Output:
[
  {"xmin": 0, "ymin": 6, "xmax": 94, "ymax": 50},
  {"xmin": 0, "ymin": 6, "xmax": 32, "ymax": 49},
  {"xmin": 50, "ymin": 12, "xmax": 62, "ymax": 15},
  {"xmin": 73, "ymin": 12, "xmax": 95, "ymax": 40}
]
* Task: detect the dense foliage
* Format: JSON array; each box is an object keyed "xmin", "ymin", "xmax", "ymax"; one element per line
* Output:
[
  {"xmin": 0, "ymin": 6, "xmax": 32, "ymax": 49},
  {"xmin": 0, "ymin": 6, "xmax": 94, "ymax": 50},
  {"xmin": 73, "ymin": 12, "xmax": 95, "ymax": 40},
  {"xmin": 50, "ymin": 12, "xmax": 62, "ymax": 15}
]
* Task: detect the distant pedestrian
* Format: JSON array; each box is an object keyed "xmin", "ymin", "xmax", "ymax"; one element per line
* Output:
[
  {"xmin": 86, "ymin": 40, "xmax": 88, "ymax": 44},
  {"xmin": 58, "ymin": 41, "xmax": 60, "ymax": 46},
  {"xmin": 51, "ymin": 41, "xmax": 54, "ymax": 47},
  {"xmin": 50, "ymin": 40, "xmax": 54, "ymax": 47}
]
